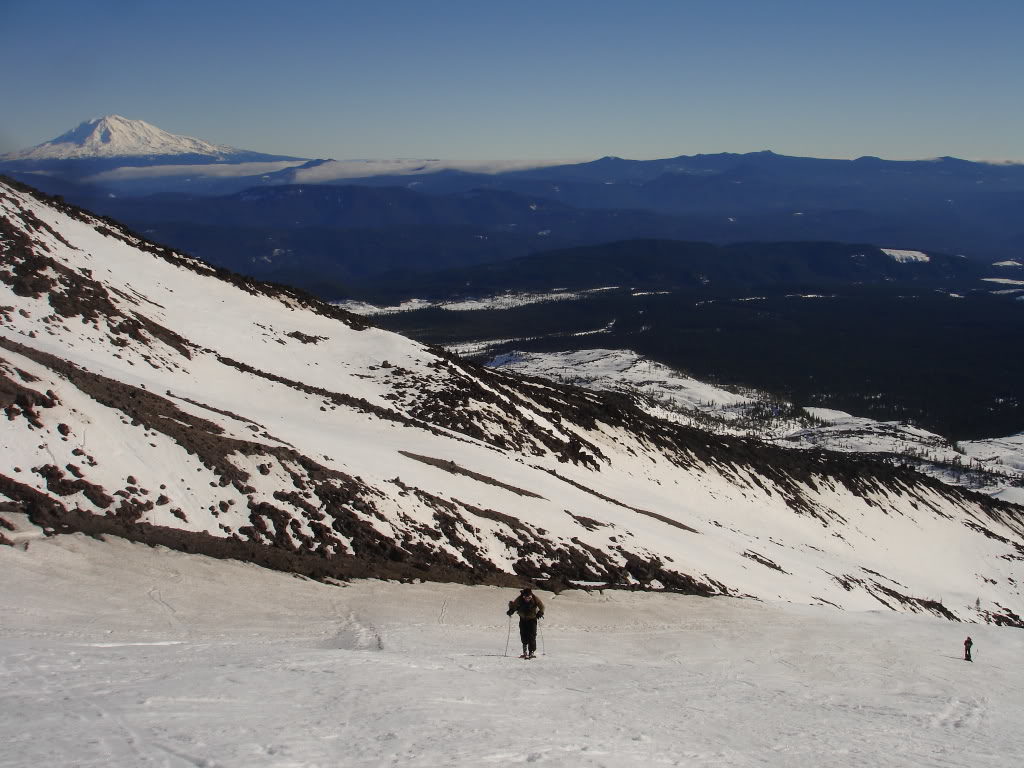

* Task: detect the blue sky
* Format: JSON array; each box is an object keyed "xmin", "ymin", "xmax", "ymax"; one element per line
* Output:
[{"xmin": 3, "ymin": 0, "xmax": 1022, "ymax": 163}]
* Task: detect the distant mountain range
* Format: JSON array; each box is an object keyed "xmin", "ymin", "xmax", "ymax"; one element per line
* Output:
[{"xmin": 3, "ymin": 116, "xmax": 1023, "ymax": 270}]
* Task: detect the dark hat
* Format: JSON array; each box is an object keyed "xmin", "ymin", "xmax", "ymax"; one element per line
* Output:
[{"xmin": 520, "ymin": 588, "xmax": 533, "ymax": 595}]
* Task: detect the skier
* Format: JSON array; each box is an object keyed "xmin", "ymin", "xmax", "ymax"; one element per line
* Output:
[
  {"xmin": 964, "ymin": 636, "xmax": 973, "ymax": 662},
  {"xmin": 507, "ymin": 588, "xmax": 545, "ymax": 659}
]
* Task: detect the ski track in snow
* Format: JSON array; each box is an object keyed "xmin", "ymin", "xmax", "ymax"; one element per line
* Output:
[{"xmin": 2, "ymin": 536, "xmax": 1023, "ymax": 768}]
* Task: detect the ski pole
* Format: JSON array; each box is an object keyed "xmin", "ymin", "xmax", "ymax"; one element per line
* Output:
[
  {"xmin": 504, "ymin": 614, "xmax": 512, "ymax": 657},
  {"xmin": 540, "ymin": 620, "xmax": 546, "ymax": 656}
]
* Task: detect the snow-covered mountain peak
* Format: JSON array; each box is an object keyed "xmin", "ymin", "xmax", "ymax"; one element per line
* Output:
[{"xmin": 2, "ymin": 115, "xmax": 240, "ymax": 161}]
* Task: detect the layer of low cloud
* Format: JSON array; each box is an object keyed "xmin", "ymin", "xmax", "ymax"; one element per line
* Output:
[
  {"xmin": 289, "ymin": 157, "xmax": 573, "ymax": 183},
  {"xmin": 86, "ymin": 161, "xmax": 309, "ymax": 182},
  {"xmin": 81, "ymin": 157, "xmax": 575, "ymax": 185}
]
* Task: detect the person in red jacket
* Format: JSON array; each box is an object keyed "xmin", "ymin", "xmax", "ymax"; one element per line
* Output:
[{"xmin": 507, "ymin": 588, "xmax": 545, "ymax": 659}]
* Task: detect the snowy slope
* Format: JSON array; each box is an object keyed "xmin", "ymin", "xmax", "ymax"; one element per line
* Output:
[
  {"xmin": 488, "ymin": 349, "xmax": 1024, "ymax": 503},
  {"xmin": 2, "ymin": 177, "xmax": 1024, "ymax": 624},
  {"xmin": 2, "ymin": 534, "xmax": 1023, "ymax": 768},
  {"xmin": 1, "ymin": 115, "xmax": 241, "ymax": 161}
]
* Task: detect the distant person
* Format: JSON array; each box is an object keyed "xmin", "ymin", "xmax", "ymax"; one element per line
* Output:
[
  {"xmin": 507, "ymin": 588, "xmax": 545, "ymax": 659},
  {"xmin": 964, "ymin": 636, "xmax": 973, "ymax": 662}
]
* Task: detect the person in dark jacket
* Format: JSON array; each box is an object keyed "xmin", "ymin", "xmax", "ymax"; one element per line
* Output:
[
  {"xmin": 964, "ymin": 636, "xmax": 973, "ymax": 662},
  {"xmin": 507, "ymin": 588, "xmax": 545, "ymax": 658}
]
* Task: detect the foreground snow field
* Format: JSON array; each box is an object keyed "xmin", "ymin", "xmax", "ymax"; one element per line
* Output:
[{"xmin": 2, "ymin": 536, "xmax": 1022, "ymax": 768}]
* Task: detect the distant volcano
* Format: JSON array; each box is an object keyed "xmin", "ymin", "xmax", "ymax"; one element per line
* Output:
[
  {"xmin": 1, "ymin": 115, "xmax": 305, "ymax": 168},
  {"xmin": 1, "ymin": 115, "xmax": 245, "ymax": 160}
]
